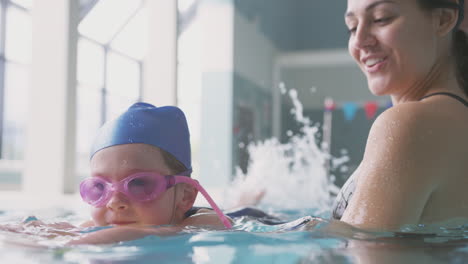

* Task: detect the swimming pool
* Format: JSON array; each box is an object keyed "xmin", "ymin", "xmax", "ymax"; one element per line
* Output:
[
  {"xmin": 2, "ymin": 206, "xmax": 468, "ymax": 264},
  {"xmin": 2, "ymin": 91, "xmax": 467, "ymax": 264}
]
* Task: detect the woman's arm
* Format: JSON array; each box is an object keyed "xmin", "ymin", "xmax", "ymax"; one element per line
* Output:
[{"xmin": 340, "ymin": 104, "xmax": 445, "ymax": 231}]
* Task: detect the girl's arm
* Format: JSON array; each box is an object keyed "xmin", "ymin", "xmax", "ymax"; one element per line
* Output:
[
  {"xmin": 69, "ymin": 209, "xmax": 231, "ymax": 245},
  {"xmin": 67, "ymin": 225, "xmax": 183, "ymax": 245},
  {"xmin": 182, "ymin": 208, "xmax": 233, "ymax": 229},
  {"xmin": 79, "ymin": 220, "xmax": 95, "ymax": 228},
  {"xmin": 0, "ymin": 219, "xmax": 80, "ymax": 239}
]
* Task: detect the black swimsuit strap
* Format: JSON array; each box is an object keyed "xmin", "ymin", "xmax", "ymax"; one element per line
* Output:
[{"xmin": 420, "ymin": 92, "xmax": 468, "ymax": 107}]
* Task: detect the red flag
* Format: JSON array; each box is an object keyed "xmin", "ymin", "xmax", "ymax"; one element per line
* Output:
[{"xmin": 364, "ymin": 101, "xmax": 378, "ymax": 119}]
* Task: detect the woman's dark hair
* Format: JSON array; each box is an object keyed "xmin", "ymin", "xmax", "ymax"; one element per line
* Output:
[{"xmin": 418, "ymin": 0, "xmax": 468, "ymax": 96}]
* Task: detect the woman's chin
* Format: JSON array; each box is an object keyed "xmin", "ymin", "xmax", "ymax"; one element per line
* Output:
[
  {"xmin": 367, "ymin": 81, "xmax": 391, "ymax": 96},
  {"xmin": 368, "ymin": 89, "xmax": 387, "ymax": 96}
]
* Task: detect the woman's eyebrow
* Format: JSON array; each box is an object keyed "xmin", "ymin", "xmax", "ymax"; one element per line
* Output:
[{"xmin": 345, "ymin": 0, "xmax": 397, "ymax": 18}]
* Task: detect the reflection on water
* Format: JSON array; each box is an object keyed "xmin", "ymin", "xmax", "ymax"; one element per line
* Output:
[{"xmin": 3, "ymin": 209, "xmax": 468, "ymax": 264}]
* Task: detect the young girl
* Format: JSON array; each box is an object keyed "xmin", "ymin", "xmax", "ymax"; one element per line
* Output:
[{"xmin": 2, "ymin": 102, "xmax": 232, "ymax": 245}]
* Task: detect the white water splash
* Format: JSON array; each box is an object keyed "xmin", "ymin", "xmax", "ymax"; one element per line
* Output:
[{"xmin": 224, "ymin": 88, "xmax": 341, "ymax": 214}]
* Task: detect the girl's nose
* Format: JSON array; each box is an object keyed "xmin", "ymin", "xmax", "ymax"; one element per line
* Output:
[{"xmin": 106, "ymin": 191, "xmax": 130, "ymax": 211}]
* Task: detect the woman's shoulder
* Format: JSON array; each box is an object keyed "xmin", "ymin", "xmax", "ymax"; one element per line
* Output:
[
  {"xmin": 369, "ymin": 102, "xmax": 434, "ymax": 144},
  {"xmin": 363, "ymin": 98, "xmax": 466, "ymax": 182},
  {"xmin": 371, "ymin": 99, "xmax": 463, "ymax": 138}
]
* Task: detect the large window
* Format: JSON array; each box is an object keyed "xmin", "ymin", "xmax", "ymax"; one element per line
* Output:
[
  {"xmin": 1, "ymin": 1, "xmax": 32, "ymax": 161},
  {"xmin": 0, "ymin": 0, "xmax": 32, "ymax": 189},
  {"xmin": 76, "ymin": 0, "xmax": 147, "ymax": 179},
  {"xmin": 177, "ymin": 0, "xmax": 203, "ymax": 178}
]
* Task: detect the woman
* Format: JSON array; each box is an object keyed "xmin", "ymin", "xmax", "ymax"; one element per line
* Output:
[{"xmin": 332, "ymin": 0, "xmax": 468, "ymax": 231}]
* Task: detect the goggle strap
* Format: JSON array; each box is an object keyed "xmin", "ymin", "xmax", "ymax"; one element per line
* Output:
[
  {"xmin": 174, "ymin": 176, "xmax": 232, "ymax": 229},
  {"xmin": 192, "ymin": 182, "xmax": 233, "ymax": 229},
  {"xmin": 166, "ymin": 175, "xmax": 176, "ymax": 189}
]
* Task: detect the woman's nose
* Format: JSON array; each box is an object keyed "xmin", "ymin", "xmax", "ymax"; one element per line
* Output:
[
  {"xmin": 351, "ymin": 25, "xmax": 377, "ymax": 50},
  {"xmin": 106, "ymin": 191, "xmax": 130, "ymax": 211}
]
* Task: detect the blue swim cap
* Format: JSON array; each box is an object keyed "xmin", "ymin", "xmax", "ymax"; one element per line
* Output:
[{"xmin": 90, "ymin": 102, "xmax": 192, "ymax": 174}]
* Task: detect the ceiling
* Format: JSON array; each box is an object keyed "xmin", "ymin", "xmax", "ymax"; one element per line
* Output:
[{"xmin": 235, "ymin": 0, "xmax": 349, "ymax": 52}]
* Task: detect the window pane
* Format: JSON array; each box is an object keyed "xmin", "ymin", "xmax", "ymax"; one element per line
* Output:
[
  {"xmin": 110, "ymin": 8, "xmax": 147, "ymax": 60},
  {"xmin": 77, "ymin": 38, "xmax": 105, "ymax": 87},
  {"xmin": 106, "ymin": 51, "xmax": 140, "ymax": 98},
  {"xmin": 5, "ymin": 6, "xmax": 32, "ymax": 64},
  {"xmin": 2, "ymin": 63, "xmax": 29, "ymax": 160},
  {"xmin": 178, "ymin": 0, "xmax": 197, "ymax": 13},
  {"xmin": 77, "ymin": 85, "xmax": 102, "ymax": 154},
  {"xmin": 76, "ymin": 85, "xmax": 101, "ymax": 179},
  {"xmin": 78, "ymin": 0, "xmax": 143, "ymax": 44},
  {"xmin": 0, "ymin": 170, "xmax": 21, "ymax": 190},
  {"xmin": 106, "ymin": 94, "xmax": 137, "ymax": 122},
  {"xmin": 10, "ymin": 0, "xmax": 33, "ymax": 9}
]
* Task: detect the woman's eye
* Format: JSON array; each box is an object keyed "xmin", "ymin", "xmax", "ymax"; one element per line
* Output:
[
  {"xmin": 374, "ymin": 17, "xmax": 391, "ymax": 23},
  {"xmin": 348, "ymin": 27, "xmax": 357, "ymax": 34}
]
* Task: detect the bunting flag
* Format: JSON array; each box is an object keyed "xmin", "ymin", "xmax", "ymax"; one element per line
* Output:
[
  {"xmin": 364, "ymin": 101, "xmax": 378, "ymax": 120},
  {"xmin": 324, "ymin": 97, "xmax": 336, "ymax": 112},
  {"xmin": 386, "ymin": 100, "xmax": 393, "ymax": 109},
  {"xmin": 342, "ymin": 102, "xmax": 358, "ymax": 122}
]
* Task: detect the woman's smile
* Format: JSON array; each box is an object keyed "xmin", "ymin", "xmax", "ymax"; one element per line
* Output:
[{"xmin": 362, "ymin": 55, "xmax": 389, "ymax": 73}]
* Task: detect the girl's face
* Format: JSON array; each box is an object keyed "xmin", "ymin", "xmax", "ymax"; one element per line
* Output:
[
  {"xmin": 346, "ymin": 0, "xmax": 440, "ymax": 99},
  {"xmin": 89, "ymin": 144, "xmax": 187, "ymax": 226}
]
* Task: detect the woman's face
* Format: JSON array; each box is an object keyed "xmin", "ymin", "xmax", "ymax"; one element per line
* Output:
[
  {"xmin": 346, "ymin": 0, "xmax": 438, "ymax": 98},
  {"xmin": 88, "ymin": 144, "xmax": 181, "ymax": 227}
]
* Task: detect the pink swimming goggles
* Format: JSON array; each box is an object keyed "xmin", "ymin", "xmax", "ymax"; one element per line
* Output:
[{"xmin": 80, "ymin": 172, "xmax": 232, "ymax": 229}]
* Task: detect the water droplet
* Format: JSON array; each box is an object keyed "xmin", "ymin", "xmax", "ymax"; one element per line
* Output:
[{"xmin": 278, "ymin": 82, "xmax": 286, "ymax": 94}]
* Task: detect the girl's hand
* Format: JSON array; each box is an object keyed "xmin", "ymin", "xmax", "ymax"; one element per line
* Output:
[
  {"xmin": 0, "ymin": 223, "xmax": 25, "ymax": 233},
  {"xmin": 0, "ymin": 217, "xmax": 79, "ymax": 239}
]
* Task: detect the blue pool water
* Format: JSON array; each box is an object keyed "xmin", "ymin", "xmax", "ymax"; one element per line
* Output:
[{"xmin": 2, "ymin": 207, "xmax": 468, "ymax": 264}]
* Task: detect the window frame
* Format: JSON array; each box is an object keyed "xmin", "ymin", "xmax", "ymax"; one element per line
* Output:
[
  {"xmin": 0, "ymin": 0, "xmax": 31, "ymax": 160},
  {"xmin": 75, "ymin": 1, "xmax": 145, "ymax": 180}
]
